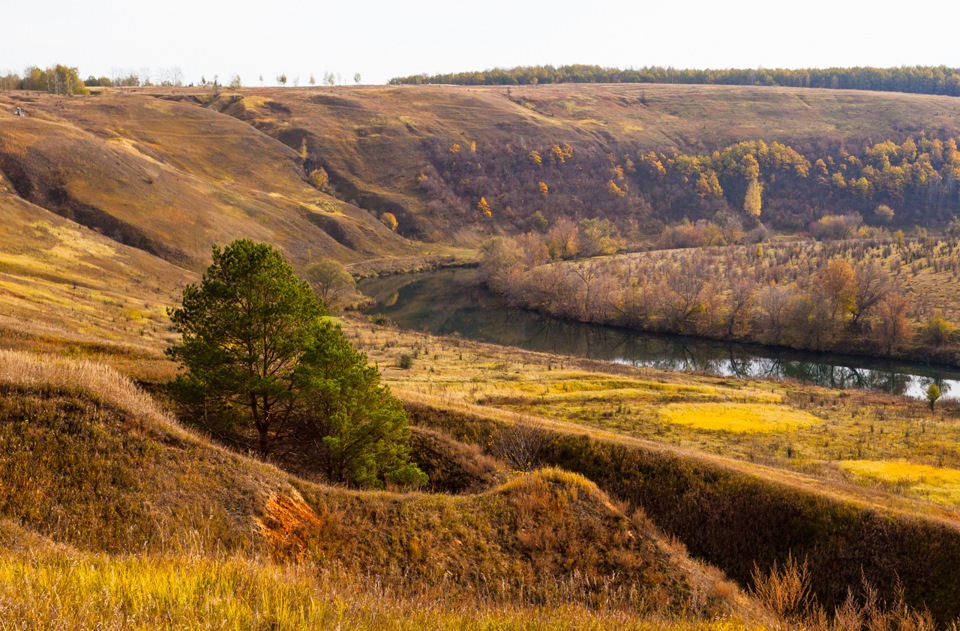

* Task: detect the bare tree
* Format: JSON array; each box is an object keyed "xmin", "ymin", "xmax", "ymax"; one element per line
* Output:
[
  {"xmin": 490, "ymin": 416, "xmax": 550, "ymax": 471},
  {"xmin": 873, "ymin": 294, "xmax": 913, "ymax": 354},
  {"xmin": 723, "ymin": 280, "xmax": 755, "ymax": 337},
  {"xmin": 851, "ymin": 261, "xmax": 892, "ymax": 327},
  {"xmin": 758, "ymin": 284, "xmax": 793, "ymax": 344}
]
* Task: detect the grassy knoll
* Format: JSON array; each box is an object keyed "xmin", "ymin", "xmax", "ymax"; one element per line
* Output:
[{"xmin": 0, "ymin": 349, "xmax": 759, "ymax": 628}]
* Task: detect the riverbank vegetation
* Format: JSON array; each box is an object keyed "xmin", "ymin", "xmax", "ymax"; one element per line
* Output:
[{"xmin": 481, "ymin": 233, "xmax": 960, "ymax": 364}]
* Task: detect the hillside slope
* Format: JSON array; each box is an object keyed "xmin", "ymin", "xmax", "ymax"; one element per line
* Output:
[
  {"xmin": 0, "ymin": 190, "xmax": 193, "ymax": 377},
  {"xmin": 0, "ymin": 349, "xmax": 751, "ymax": 620},
  {"xmin": 199, "ymin": 84, "xmax": 960, "ymax": 239},
  {"xmin": 0, "ymin": 92, "xmax": 419, "ymax": 272}
]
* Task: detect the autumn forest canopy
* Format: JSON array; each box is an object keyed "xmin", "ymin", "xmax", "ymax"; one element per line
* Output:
[{"xmin": 417, "ymin": 132, "xmax": 960, "ymax": 242}]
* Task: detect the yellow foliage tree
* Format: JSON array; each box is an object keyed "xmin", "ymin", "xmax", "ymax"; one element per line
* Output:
[
  {"xmin": 529, "ymin": 150, "xmax": 542, "ymax": 166},
  {"xmin": 549, "ymin": 144, "xmax": 572, "ymax": 164},
  {"xmin": 450, "ymin": 143, "xmax": 461, "ymax": 155},
  {"xmin": 477, "ymin": 197, "xmax": 492, "ymax": 216},
  {"xmin": 696, "ymin": 172, "xmax": 723, "ymax": 199},
  {"xmin": 606, "ymin": 180, "xmax": 625, "ymax": 198},
  {"xmin": 309, "ymin": 168, "xmax": 329, "ymax": 192},
  {"xmin": 381, "ymin": 212, "xmax": 398, "ymax": 231},
  {"xmin": 538, "ymin": 181, "xmax": 549, "ymax": 196},
  {"xmin": 744, "ymin": 178, "xmax": 763, "ymax": 217}
]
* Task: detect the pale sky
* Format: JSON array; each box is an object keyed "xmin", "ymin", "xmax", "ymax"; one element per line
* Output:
[{"xmin": 2, "ymin": 0, "xmax": 959, "ymax": 86}]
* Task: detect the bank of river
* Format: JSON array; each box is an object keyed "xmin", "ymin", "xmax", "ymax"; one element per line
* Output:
[{"xmin": 359, "ymin": 268, "xmax": 960, "ymax": 400}]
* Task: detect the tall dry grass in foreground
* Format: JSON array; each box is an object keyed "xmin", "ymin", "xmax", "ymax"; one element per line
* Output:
[
  {"xmin": 0, "ymin": 349, "xmax": 186, "ymax": 437},
  {"xmin": 0, "ymin": 530, "xmax": 756, "ymax": 631}
]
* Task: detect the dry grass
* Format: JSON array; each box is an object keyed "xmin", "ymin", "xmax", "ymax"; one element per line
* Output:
[
  {"xmin": 838, "ymin": 460, "xmax": 960, "ymax": 505},
  {"xmin": 0, "ymin": 545, "xmax": 757, "ymax": 630},
  {"xmin": 0, "ymin": 349, "xmax": 763, "ymax": 627},
  {"xmin": 0, "ymin": 349, "xmax": 183, "ymax": 435},
  {"xmin": 344, "ymin": 316, "xmax": 960, "ymax": 514}
]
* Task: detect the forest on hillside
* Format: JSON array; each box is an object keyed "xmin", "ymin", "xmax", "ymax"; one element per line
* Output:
[
  {"xmin": 391, "ymin": 64, "xmax": 960, "ymax": 96},
  {"xmin": 416, "ymin": 132, "xmax": 960, "ymax": 238}
]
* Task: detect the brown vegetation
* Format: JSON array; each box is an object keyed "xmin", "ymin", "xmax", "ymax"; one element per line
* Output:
[
  {"xmin": 0, "ymin": 349, "xmax": 758, "ymax": 626},
  {"xmin": 482, "ymin": 234, "xmax": 960, "ymax": 363}
]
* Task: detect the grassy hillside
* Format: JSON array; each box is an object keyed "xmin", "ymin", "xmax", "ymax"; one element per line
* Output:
[
  {"xmin": 6, "ymin": 84, "xmax": 960, "ymax": 255},
  {"xmin": 0, "ymin": 190, "xmax": 193, "ymax": 378},
  {"xmin": 0, "ymin": 91, "xmax": 420, "ymax": 272},
  {"xmin": 194, "ymin": 84, "xmax": 960, "ymax": 240},
  {"xmin": 344, "ymin": 317, "xmax": 960, "ymax": 623},
  {"xmin": 0, "ymin": 349, "xmax": 757, "ymax": 627}
]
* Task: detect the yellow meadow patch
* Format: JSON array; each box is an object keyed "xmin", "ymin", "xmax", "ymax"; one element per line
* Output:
[
  {"xmin": 840, "ymin": 460, "xmax": 960, "ymax": 505},
  {"xmin": 659, "ymin": 402, "xmax": 820, "ymax": 434}
]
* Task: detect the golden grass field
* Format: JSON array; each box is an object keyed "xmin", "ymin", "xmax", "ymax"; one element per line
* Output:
[
  {"xmin": 0, "ymin": 349, "xmax": 769, "ymax": 629},
  {"xmin": 346, "ymin": 318, "xmax": 960, "ymax": 516}
]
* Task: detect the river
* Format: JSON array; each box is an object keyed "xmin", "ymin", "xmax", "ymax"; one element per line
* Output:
[{"xmin": 359, "ymin": 268, "xmax": 960, "ymax": 400}]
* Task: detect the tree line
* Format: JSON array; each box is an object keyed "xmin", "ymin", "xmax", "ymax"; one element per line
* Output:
[
  {"xmin": 390, "ymin": 64, "xmax": 960, "ymax": 97},
  {"xmin": 0, "ymin": 65, "xmax": 89, "ymax": 95}
]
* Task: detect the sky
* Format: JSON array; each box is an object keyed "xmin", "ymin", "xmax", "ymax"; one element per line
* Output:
[{"xmin": 3, "ymin": 0, "xmax": 960, "ymax": 86}]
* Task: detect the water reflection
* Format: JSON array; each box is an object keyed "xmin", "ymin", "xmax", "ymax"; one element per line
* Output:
[{"xmin": 359, "ymin": 268, "xmax": 960, "ymax": 401}]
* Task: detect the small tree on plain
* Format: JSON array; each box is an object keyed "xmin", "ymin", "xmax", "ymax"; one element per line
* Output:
[
  {"xmin": 304, "ymin": 258, "xmax": 356, "ymax": 312},
  {"xmin": 927, "ymin": 383, "xmax": 942, "ymax": 411},
  {"xmin": 167, "ymin": 240, "xmax": 321, "ymax": 457},
  {"xmin": 167, "ymin": 240, "xmax": 425, "ymax": 489}
]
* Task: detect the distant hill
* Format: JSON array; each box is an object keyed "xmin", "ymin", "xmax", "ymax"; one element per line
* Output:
[
  {"xmin": 0, "ymin": 91, "xmax": 419, "ymax": 272},
  {"xmin": 192, "ymin": 83, "xmax": 960, "ymax": 241},
  {"xmin": 4, "ymin": 84, "xmax": 960, "ymax": 258}
]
